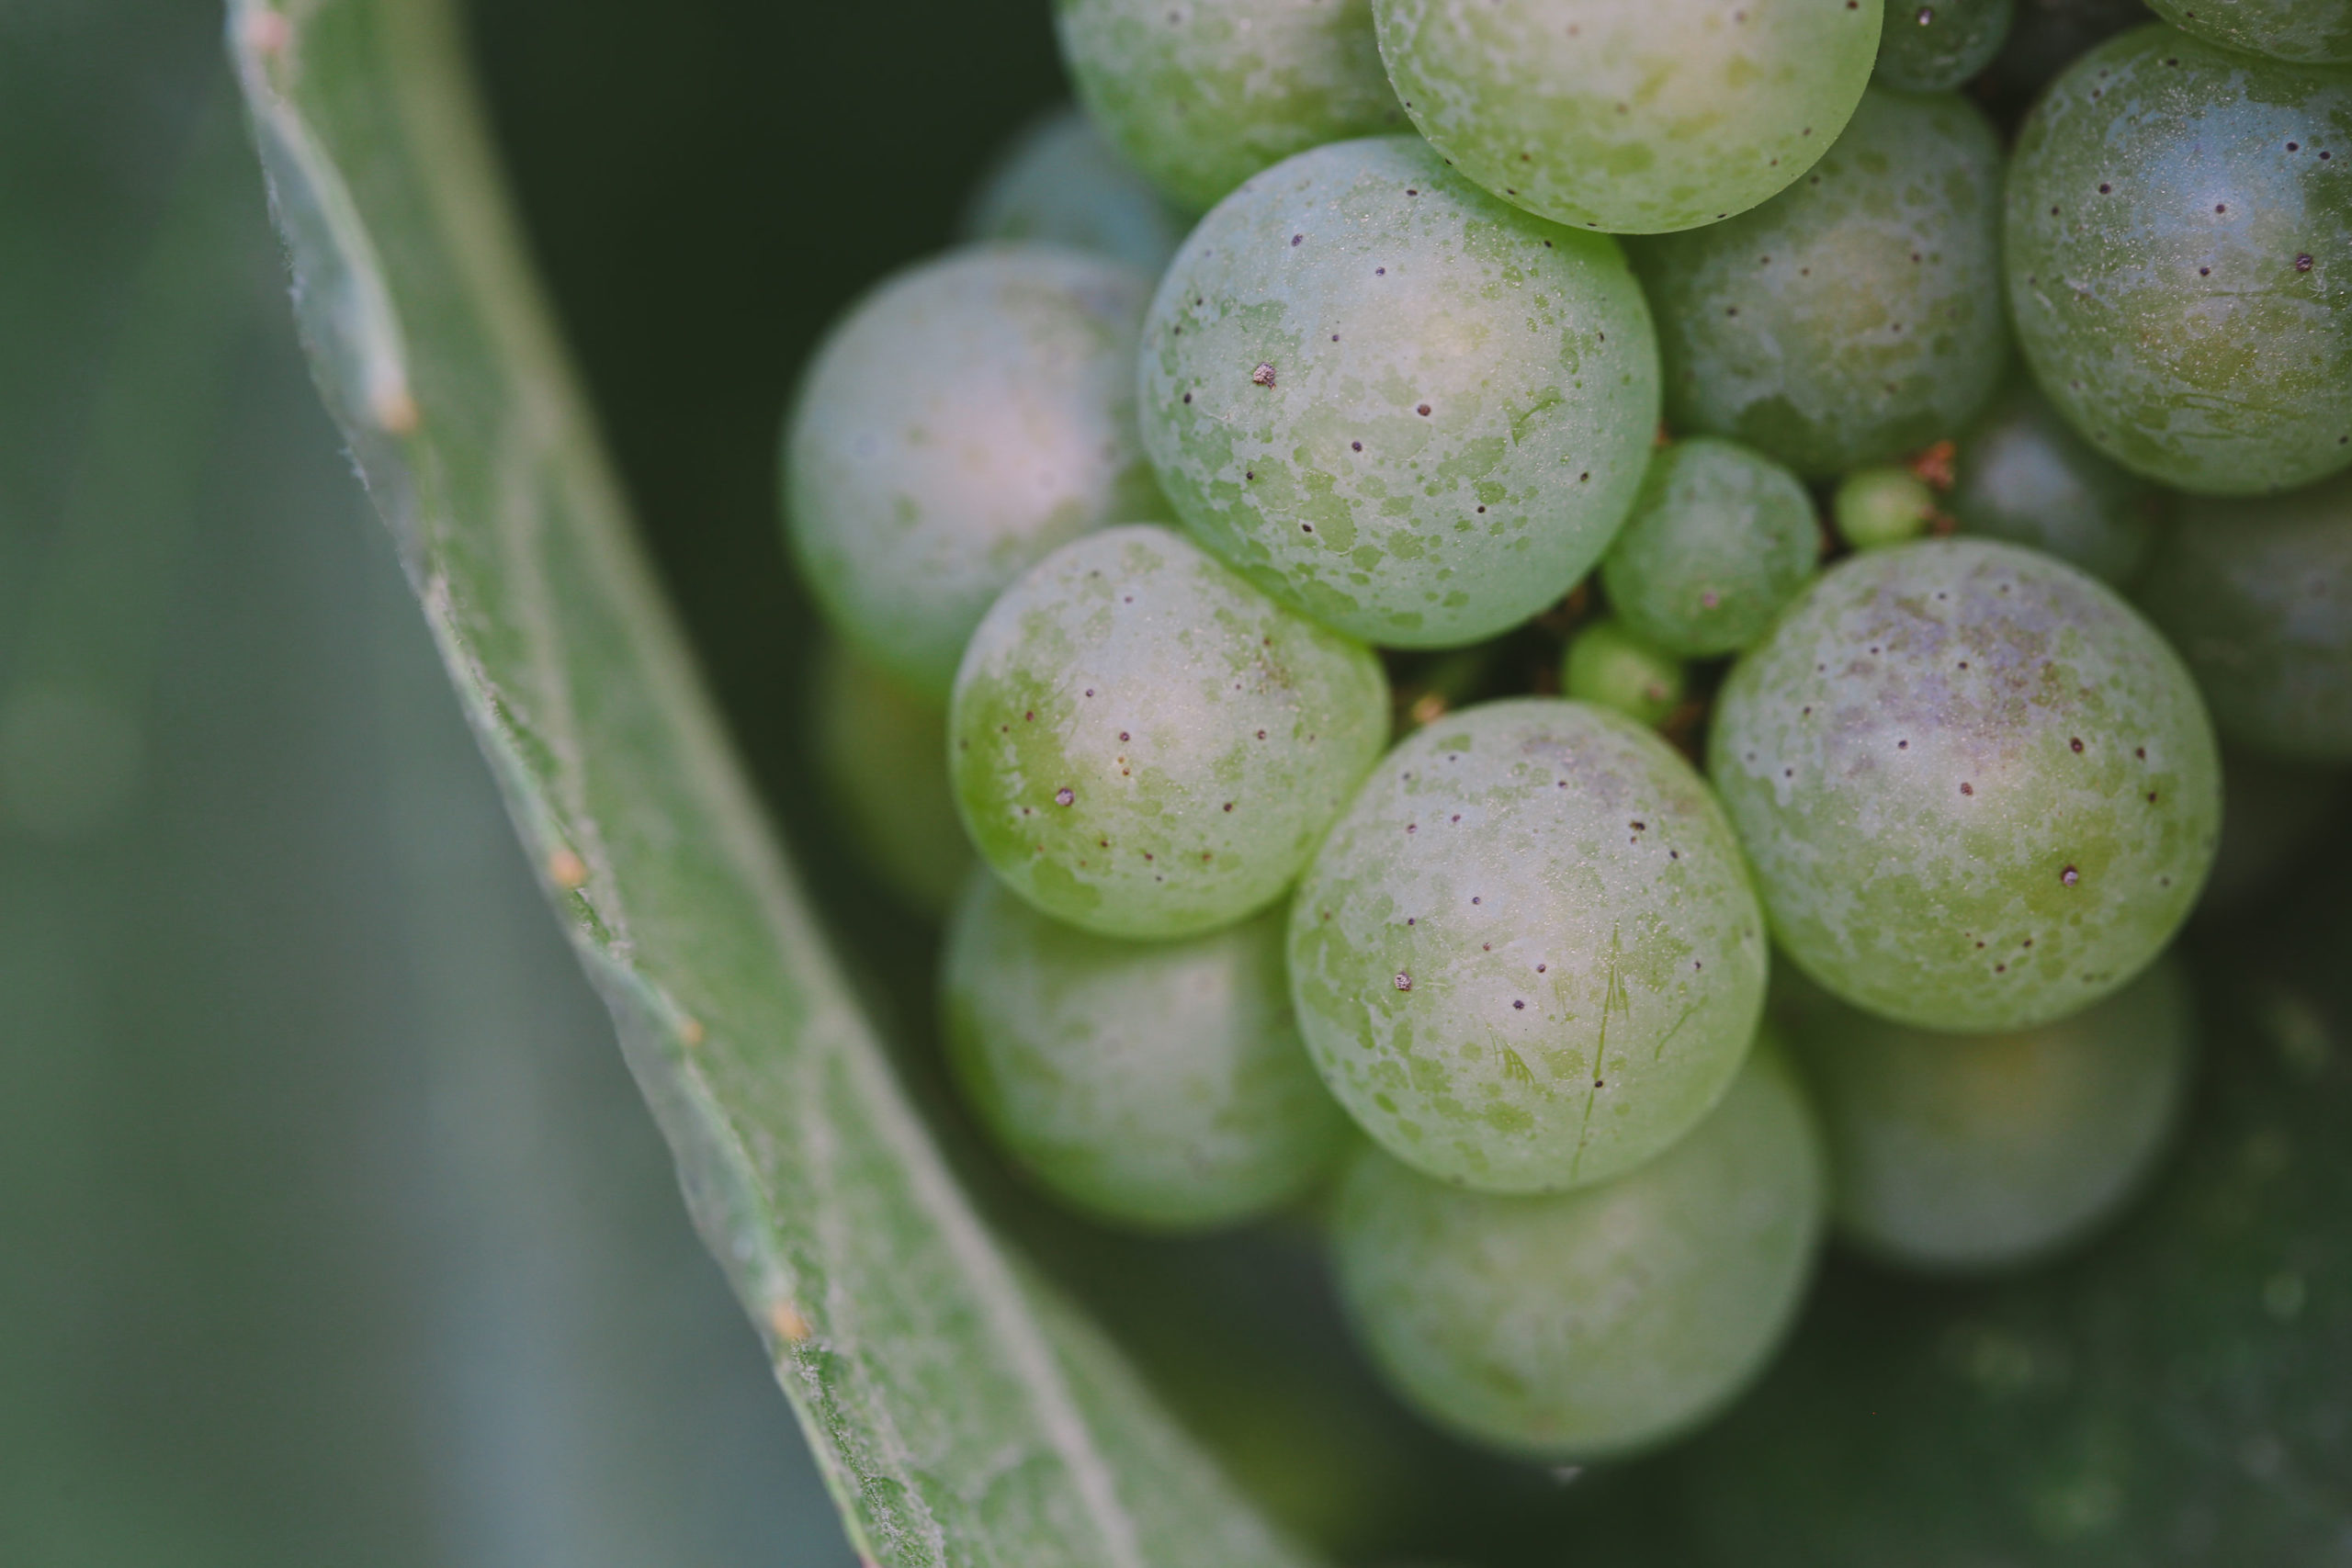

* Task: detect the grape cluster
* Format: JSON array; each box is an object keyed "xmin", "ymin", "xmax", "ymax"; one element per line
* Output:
[{"xmin": 786, "ymin": 0, "xmax": 2347, "ymax": 1478}]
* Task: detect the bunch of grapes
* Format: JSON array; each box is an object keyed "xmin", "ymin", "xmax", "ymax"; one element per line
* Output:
[{"xmin": 786, "ymin": 0, "xmax": 2350, "ymax": 1478}]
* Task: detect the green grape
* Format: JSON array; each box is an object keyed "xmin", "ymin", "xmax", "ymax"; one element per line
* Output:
[
  {"xmin": 1289, "ymin": 697, "xmax": 1767, "ymax": 1194},
  {"xmin": 1632, "ymin": 89, "xmax": 2009, "ymax": 479},
  {"xmin": 1140, "ymin": 137, "xmax": 1660, "ymax": 649},
  {"xmin": 2145, "ymin": 0, "xmax": 2352, "ymax": 64},
  {"xmin": 941, "ymin": 873, "xmax": 1348, "ymax": 1230},
  {"xmin": 1561, "ymin": 618, "xmax": 1688, "ymax": 729},
  {"xmin": 1832, "ymin": 466, "xmax": 1937, "ymax": 552},
  {"xmin": 1600, "ymin": 437, "xmax": 1820, "ymax": 660},
  {"xmin": 784, "ymin": 244, "xmax": 1168, "ymax": 701},
  {"xmin": 1876, "ymin": 0, "xmax": 2016, "ymax": 92},
  {"xmin": 1951, "ymin": 380, "xmax": 2163, "ymax": 587},
  {"xmin": 810, "ymin": 641, "xmax": 970, "ymax": 917},
  {"xmin": 2004, "ymin": 25, "xmax": 2352, "ymax": 497},
  {"xmin": 961, "ymin": 107, "xmax": 1189, "ymax": 279},
  {"xmin": 950, "ymin": 525, "xmax": 1389, "ymax": 939},
  {"xmin": 1329, "ymin": 1047, "xmax": 1825, "ymax": 1460},
  {"xmin": 1372, "ymin": 0, "xmax": 1881, "ymax": 235},
  {"xmin": 1709, "ymin": 539, "xmax": 2222, "ymax": 1033},
  {"xmin": 1054, "ymin": 0, "xmax": 1406, "ymax": 214},
  {"xmin": 2200, "ymin": 747, "xmax": 2350, "ymax": 910},
  {"xmin": 1778, "ymin": 957, "xmax": 2193, "ymax": 1271},
  {"xmin": 2135, "ymin": 468, "xmax": 2352, "ymax": 762}
]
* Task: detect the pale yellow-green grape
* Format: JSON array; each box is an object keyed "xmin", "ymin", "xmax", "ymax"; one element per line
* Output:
[
  {"xmin": 1561, "ymin": 618, "xmax": 1688, "ymax": 729},
  {"xmin": 2199, "ymin": 747, "xmax": 2351, "ymax": 910},
  {"xmin": 783, "ymin": 244, "xmax": 1167, "ymax": 702},
  {"xmin": 1055, "ymin": 0, "xmax": 1407, "ymax": 214},
  {"xmin": 1832, "ymin": 466, "xmax": 1936, "ymax": 551},
  {"xmin": 1329, "ymin": 1048, "xmax": 1825, "ymax": 1459},
  {"xmin": 941, "ymin": 874, "xmax": 1348, "ymax": 1230},
  {"xmin": 1372, "ymin": 0, "xmax": 1880, "ymax": 234},
  {"xmin": 1140, "ymin": 137, "xmax": 1660, "ymax": 648},
  {"xmin": 2145, "ymin": 0, "xmax": 2352, "ymax": 63},
  {"xmin": 2136, "ymin": 468, "xmax": 2352, "ymax": 763},
  {"xmin": 1709, "ymin": 539, "xmax": 2221, "ymax": 1032},
  {"xmin": 2004, "ymin": 25, "xmax": 2352, "ymax": 496},
  {"xmin": 961, "ymin": 107, "xmax": 1190, "ymax": 279},
  {"xmin": 1289, "ymin": 698, "xmax": 1767, "ymax": 1193},
  {"xmin": 951, "ymin": 525, "xmax": 1390, "ymax": 938},
  {"xmin": 1600, "ymin": 437, "xmax": 1821, "ymax": 659},
  {"xmin": 1633, "ymin": 88, "xmax": 2009, "ymax": 479},
  {"xmin": 810, "ymin": 641, "xmax": 971, "ymax": 918},
  {"xmin": 1877, "ymin": 0, "xmax": 2015, "ymax": 91},
  {"xmin": 1951, "ymin": 380, "xmax": 2163, "ymax": 588},
  {"xmin": 1779, "ymin": 959, "xmax": 2193, "ymax": 1271}
]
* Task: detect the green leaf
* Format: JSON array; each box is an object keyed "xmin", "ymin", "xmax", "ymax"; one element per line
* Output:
[{"xmin": 225, "ymin": 5, "xmax": 1316, "ymax": 1564}]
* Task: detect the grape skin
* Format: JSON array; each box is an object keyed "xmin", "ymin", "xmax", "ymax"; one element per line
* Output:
[
  {"xmin": 1140, "ymin": 137, "xmax": 1660, "ymax": 649},
  {"xmin": 2136, "ymin": 468, "xmax": 2352, "ymax": 763},
  {"xmin": 1708, "ymin": 538, "xmax": 2221, "ymax": 1033},
  {"xmin": 1329, "ymin": 1047, "xmax": 1825, "ymax": 1460},
  {"xmin": 942, "ymin": 874, "xmax": 1348, "ymax": 1231},
  {"xmin": 1601, "ymin": 437, "xmax": 1821, "ymax": 660},
  {"xmin": 1632, "ymin": 88, "xmax": 2009, "ymax": 480},
  {"xmin": 1779, "ymin": 957, "xmax": 2193, "ymax": 1272},
  {"xmin": 2003, "ymin": 25, "xmax": 2352, "ymax": 497},
  {"xmin": 951, "ymin": 524, "xmax": 1390, "ymax": 940},
  {"xmin": 1951, "ymin": 379, "xmax": 2163, "ymax": 588},
  {"xmin": 1289, "ymin": 698, "xmax": 1768, "ymax": 1194},
  {"xmin": 784, "ymin": 245, "xmax": 1169, "ymax": 701},
  {"xmin": 1875, "ymin": 0, "xmax": 2016, "ymax": 93},
  {"xmin": 2145, "ymin": 0, "xmax": 2352, "ymax": 65},
  {"xmin": 1561, "ymin": 617, "xmax": 1688, "ymax": 729},
  {"xmin": 1055, "ymin": 0, "xmax": 1406, "ymax": 214},
  {"xmin": 811, "ymin": 641, "xmax": 970, "ymax": 917},
  {"xmin": 961, "ymin": 107, "xmax": 1189, "ymax": 279},
  {"xmin": 1373, "ymin": 0, "xmax": 1880, "ymax": 235}
]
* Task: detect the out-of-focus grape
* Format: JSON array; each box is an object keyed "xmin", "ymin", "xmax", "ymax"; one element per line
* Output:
[
  {"xmin": 1951, "ymin": 380, "xmax": 2163, "ymax": 587},
  {"xmin": 961, "ymin": 107, "xmax": 1189, "ymax": 278},
  {"xmin": 1561, "ymin": 618, "xmax": 1688, "ymax": 730},
  {"xmin": 811, "ymin": 641, "xmax": 970, "ymax": 917},
  {"xmin": 1600, "ymin": 437, "xmax": 1820, "ymax": 659},
  {"xmin": 1876, "ymin": 0, "xmax": 2017, "ymax": 92},
  {"xmin": 2145, "ymin": 0, "xmax": 2352, "ymax": 64}
]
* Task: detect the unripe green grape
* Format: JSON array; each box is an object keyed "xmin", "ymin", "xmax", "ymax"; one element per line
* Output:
[
  {"xmin": 1561, "ymin": 618, "xmax": 1688, "ymax": 729},
  {"xmin": 1709, "ymin": 539, "xmax": 2221, "ymax": 1033},
  {"xmin": 810, "ymin": 641, "xmax": 970, "ymax": 917},
  {"xmin": 1600, "ymin": 437, "xmax": 1820, "ymax": 660},
  {"xmin": 951, "ymin": 525, "xmax": 1390, "ymax": 939},
  {"xmin": 2004, "ymin": 26, "xmax": 2352, "ymax": 497},
  {"xmin": 1329, "ymin": 1047, "xmax": 1825, "ymax": 1460},
  {"xmin": 961, "ymin": 107, "xmax": 1189, "ymax": 278},
  {"xmin": 1054, "ymin": 0, "xmax": 1406, "ymax": 214},
  {"xmin": 1632, "ymin": 89, "xmax": 2008, "ymax": 479},
  {"xmin": 1832, "ymin": 466, "xmax": 1937, "ymax": 551},
  {"xmin": 2135, "ymin": 468, "xmax": 2352, "ymax": 763},
  {"xmin": 2145, "ymin": 0, "xmax": 2352, "ymax": 64},
  {"xmin": 1876, "ymin": 0, "xmax": 2015, "ymax": 92},
  {"xmin": 2200, "ymin": 747, "xmax": 2349, "ymax": 911},
  {"xmin": 1951, "ymin": 380, "xmax": 2163, "ymax": 588},
  {"xmin": 941, "ymin": 873, "xmax": 1348, "ymax": 1230},
  {"xmin": 784, "ymin": 245, "xmax": 1168, "ymax": 701},
  {"xmin": 1779, "ymin": 957, "xmax": 2193, "ymax": 1272},
  {"xmin": 1140, "ymin": 137, "xmax": 1660, "ymax": 649},
  {"xmin": 1372, "ymin": 0, "xmax": 1880, "ymax": 235},
  {"xmin": 1289, "ymin": 698, "xmax": 1768, "ymax": 1194}
]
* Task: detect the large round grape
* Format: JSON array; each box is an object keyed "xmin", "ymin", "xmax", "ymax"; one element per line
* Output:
[
  {"xmin": 1289, "ymin": 698, "xmax": 1768, "ymax": 1194},
  {"xmin": 1140, "ymin": 137, "xmax": 1660, "ymax": 649},
  {"xmin": 2136, "ymin": 468, "xmax": 2352, "ymax": 762},
  {"xmin": 951, "ymin": 525, "xmax": 1389, "ymax": 939},
  {"xmin": 2004, "ymin": 26, "xmax": 2352, "ymax": 497},
  {"xmin": 1329, "ymin": 1048, "xmax": 1824, "ymax": 1460},
  {"xmin": 810, "ymin": 641, "xmax": 970, "ymax": 917},
  {"xmin": 1709, "ymin": 539, "xmax": 2221, "ymax": 1032},
  {"xmin": 1951, "ymin": 380, "xmax": 2164, "ymax": 587},
  {"xmin": 1600, "ymin": 437, "xmax": 1821, "ymax": 659},
  {"xmin": 784, "ymin": 245, "xmax": 1168, "ymax": 701},
  {"xmin": 2145, "ymin": 0, "xmax": 2352, "ymax": 64},
  {"xmin": 1632, "ymin": 88, "xmax": 2008, "ymax": 479},
  {"xmin": 1779, "ymin": 958, "xmax": 2192, "ymax": 1271},
  {"xmin": 1055, "ymin": 0, "xmax": 1406, "ymax": 214},
  {"xmin": 1875, "ymin": 0, "xmax": 2015, "ymax": 92},
  {"xmin": 961, "ymin": 107, "xmax": 1188, "ymax": 278},
  {"xmin": 942, "ymin": 873, "xmax": 1347, "ymax": 1230},
  {"xmin": 1371, "ymin": 0, "xmax": 1880, "ymax": 235}
]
